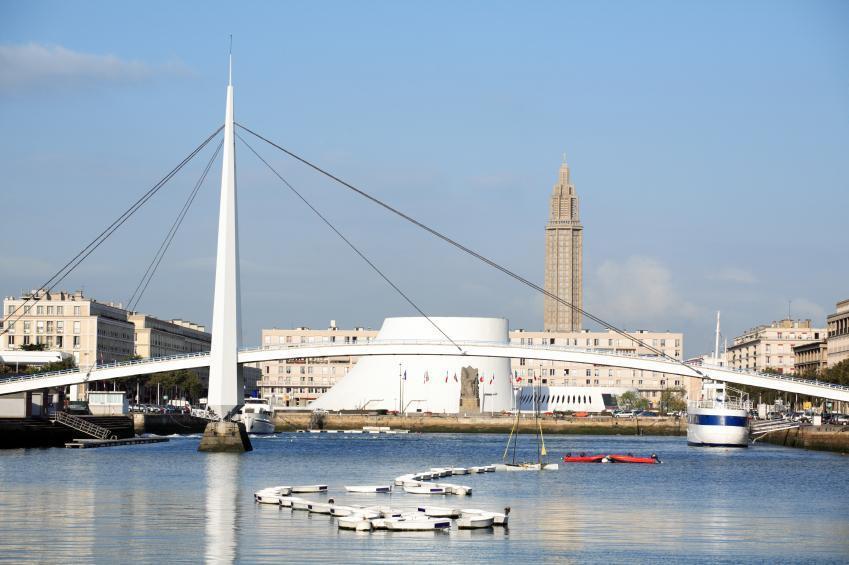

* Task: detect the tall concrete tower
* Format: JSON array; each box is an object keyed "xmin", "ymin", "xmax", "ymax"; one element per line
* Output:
[{"xmin": 544, "ymin": 157, "xmax": 583, "ymax": 331}]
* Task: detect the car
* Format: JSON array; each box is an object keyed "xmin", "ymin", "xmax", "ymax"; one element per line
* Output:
[
  {"xmin": 833, "ymin": 414, "xmax": 849, "ymax": 425},
  {"xmin": 636, "ymin": 410, "xmax": 659, "ymax": 417},
  {"xmin": 613, "ymin": 409, "xmax": 637, "ymax": 418}
]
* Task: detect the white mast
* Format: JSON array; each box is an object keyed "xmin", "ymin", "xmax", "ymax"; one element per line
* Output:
[
  {"xmin": 713, "ymin": 311, "xmax": 721, "ymax": 364},
  {"xmin": 207, "ymin": 49, "xmax": 242, "ymax": 419}
]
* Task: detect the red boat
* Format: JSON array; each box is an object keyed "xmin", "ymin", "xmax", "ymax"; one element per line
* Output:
[
  {"xmin": 608, "ymin": 453, "xmax": 660, "ymax": 464},
  {"xmin": 562, "ymin": 453, "xmax": 606, "ymax": 463}
]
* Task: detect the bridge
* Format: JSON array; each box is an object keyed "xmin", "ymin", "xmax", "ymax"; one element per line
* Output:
[
  {"xmin": 3, "ymin": 340, "xmax": 848, "ymax": 402},
  {"xmin": 4, "ymin": 52, "xmax": 845, "ymax": 413}
]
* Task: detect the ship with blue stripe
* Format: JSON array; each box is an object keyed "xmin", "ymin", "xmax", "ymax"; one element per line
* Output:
[{"xmin": 687, "ymin": 381, "xmax": 750, "ymax": 447}]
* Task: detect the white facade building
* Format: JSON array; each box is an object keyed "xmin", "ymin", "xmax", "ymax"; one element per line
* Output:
[{"xmin": 310, "ymin": 317, "xmax": 514, "ymax": 414}]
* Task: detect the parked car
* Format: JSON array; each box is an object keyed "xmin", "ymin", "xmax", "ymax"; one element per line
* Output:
[
  {"xmin": 833, "ymin": 414, "xmax": 849, "ymax": 425},
  {"xmin": 636, "ymin": 410, "xmax": 659, "ymax": 417},
  {"xmin": 613, "ymin": 409, "xmax": 638, "ymax": 418}
]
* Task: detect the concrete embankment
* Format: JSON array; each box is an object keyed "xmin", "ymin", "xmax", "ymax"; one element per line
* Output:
[
  {"xmin": 132, "ymin": 414, "xmax": 210, "ymax": 435},
  {"xmin": 759, "ymin": 425, "xmax": 849, "ymax": 455},
  {"xmin": 273, "ymin": 413, "xmax": 686, "ymax": 436}
]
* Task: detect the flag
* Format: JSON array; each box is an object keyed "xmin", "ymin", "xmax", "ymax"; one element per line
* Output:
[
  {"xmin": 444, "ymin": 373, "xmax": 448, "ymax": 383},
  {"xmin": 489, "ymin": 375, "xmax": 494, "ymax": 385},
  {"xmin": 479, "ymin": 375, "xmax": 484, "ymax": 383},
  {"xmin": 453, "ymin": 373, "xmax": 458, "ymax": 383},
  {"xmin": 403, "ymin": 370, "xmax": 407, "ymax": 381},
  {"xmin": 424, "ymin": 371, "xmax": 430, "ymax": 383}
]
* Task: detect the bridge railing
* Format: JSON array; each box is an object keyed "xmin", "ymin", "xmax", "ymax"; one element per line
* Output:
[{"xmin": 3, "ymin": 341, "xmax": 849, "ymax": 395}]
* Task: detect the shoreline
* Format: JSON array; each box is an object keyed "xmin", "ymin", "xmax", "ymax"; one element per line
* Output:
[{"xmin": 272, "ymin": 413, "xmax": 687, "ymax": 436}]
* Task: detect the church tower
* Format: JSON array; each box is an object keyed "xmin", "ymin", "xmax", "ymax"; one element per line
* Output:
[{"xmin": 544, "ymin": 157, "xmax": 583, "ymax": 331}]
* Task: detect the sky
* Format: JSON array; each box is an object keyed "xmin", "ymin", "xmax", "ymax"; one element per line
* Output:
[{"xmin": 1, "ymin": 0, "xmax": 847, "ymax": 356}]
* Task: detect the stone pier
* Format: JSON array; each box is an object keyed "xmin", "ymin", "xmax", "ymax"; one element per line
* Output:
[{"xmin": 198, "ymin": 421, "xmax": 252, "ymax": 452}]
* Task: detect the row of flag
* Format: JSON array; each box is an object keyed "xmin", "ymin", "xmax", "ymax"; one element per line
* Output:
[{"xmin": 399, "ymin": 369, "xmax": 536, "ymax": 385}]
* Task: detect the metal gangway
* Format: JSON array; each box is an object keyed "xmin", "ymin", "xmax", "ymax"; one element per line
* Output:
[
  {"xmin": 53, "ymin": 411, "xmax": 117, "ymax": 440},
  {"xmin": 749, "ymin": 419, "xmax": 802, "ymax": 443}
]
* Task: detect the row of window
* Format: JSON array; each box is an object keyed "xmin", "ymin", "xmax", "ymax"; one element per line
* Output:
[
  {"xmin": 7, "ymin": 335, "xmax": 79, "ymax": 348},
  {"xmin": 7, "ymin": 304, "xmax": 83, "ymax": 316},
  {"xmin": 6, "ymin": 320, "xmax": 81, "ymax": 334}
]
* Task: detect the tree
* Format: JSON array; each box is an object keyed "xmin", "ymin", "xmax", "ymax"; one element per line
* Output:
[
  {"xmin": 823, "ymin": 360, "xmax": 849, "ymax": 387},
  {"xmin": 619, "ymin": 391, "xmax": 648, "ymax": 410},
  {"xmin": 660, "ymin": 386, "xmax": 687, "ymax": 414},
  {"xmin": 20, "ymin": 343, "xmax": 47, "ymax": 351}
]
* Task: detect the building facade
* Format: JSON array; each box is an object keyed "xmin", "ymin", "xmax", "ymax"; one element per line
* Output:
[
  {"xmin": 793, "ymin": 340, "xmax": 828, "ymax": 375},
  {"xmin": 256, "ymin": 322, "xmax": 686, "ymax": 409},
  {"xmin": 256, "ymin": 322, "xmax": 378, "ymax": 407},
  {"xmin": 2, "ymin": 290, "xmax": 136, "ymax": 368},
  {"xmin": 826, "ymin": 299, "xmax": 849, "ymax": 367},
  {"xmin": 544, "ymin": 158, "xmax": 583, "ymax": 332},
  {"xmin": 509, "ymin": 328, "xmax": 688, "ymax": 406},
  {"xmin": 727, "ymin": 319, "xmax": 826, "ymax": 374}
]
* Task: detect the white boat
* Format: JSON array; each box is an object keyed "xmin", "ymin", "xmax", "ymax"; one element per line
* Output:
[
  {"xmin": 291, "ymin": 484, "xmax": 328, "ymax": 493},
  {"xmin": 337, "ymin": 514, "xmax": 375, "ymax": 531},
  {"xmin": 329, "ymin": 505, "xmax": 361, "ymax": 517},
  {"xmin": 483, "ymin": 465, "xmax": 495, "ymax": 473},
  {"xmin": 291, "ymin": 498, "xmax": 312, "ymax": 510},
  {"xmin": 345, "ymin": 485, "xmax": 392, "ymax": 493},
  {"xmin": 417, "ymin": 506, "xmax": 460, "ymax": 518},
  {"xmin": 385, "ymin": 517, "xmax": 452, "ymax": 531},
  {"xmin": 494, "ymin": 463, "xmax": 541, "ymax": 471},
  {"xmin": 254, "ymin": 485, "xmax": 291, "ymax": 502},
  {"xmin": 439, "ymin": 483, "xmax": 472, "ymax": 496},
  {"xmin": 688, "ymin": 381, "xmax": 749, "ymax": 447},
  {"xmin": 308, "ymin": 499, "xmax": 337, "ymax": 514},
  {"xmin": 279, "ymin": 496, "xmax": 305, "ymax": 508},
  {"xmin": 462, "ymin": 507, "xmax": 510, "ymax": 526},
  {"xmin": 450, "ymin": 467, "xmax": 470, "ymax": 475},
  {"xmin": 456, "ymin": 514, "xmax": 494, "ymax": 529},
  {"xmin": 237, "ymin": 398, "xmax": 275, "ymax": 434},
  {"xmin": 469, "ymin": 466, "xmax": 486, "ymax": 474},
  {"xmin": 430, "ymin": 468, "xmax": 452, "ymax": 477},
  {"xmin": 403, "ymin": 484, "xmax": 447, "ymax": 495},
  {"xmin": 394, "ymin": 474, "xmax": 415, "ymax": 486}
]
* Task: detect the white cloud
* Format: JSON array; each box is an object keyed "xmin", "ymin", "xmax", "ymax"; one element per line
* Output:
[
  {"xmin": 588, "ymin": 255, "xmax": 702, "ymax": 326},
  {"xmin": 710, "ymin": 267, "xmax": 758, "ymax": 285},
  {"xmin": 0, "ymin": 43, "xmax": 190, "ymax": 91}
]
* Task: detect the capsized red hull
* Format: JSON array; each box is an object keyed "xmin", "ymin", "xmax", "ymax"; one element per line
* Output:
[
  {"xmin": 609, "ymin": 454, "xmax": 660, "ymax": 464},
  {"xmin": 563, "ymin": 454, "xmax": 606, "ymax": 463}
]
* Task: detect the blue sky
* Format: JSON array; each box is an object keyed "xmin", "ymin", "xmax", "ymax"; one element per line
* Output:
[{"xmin": 1, "ymin": 0, "xmax": 847, "ymax": 355}]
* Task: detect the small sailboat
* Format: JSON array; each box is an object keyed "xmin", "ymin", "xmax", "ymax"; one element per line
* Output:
[{"xmin": 501, "ymin": 380, "xmax": 559, "ymax": 471}]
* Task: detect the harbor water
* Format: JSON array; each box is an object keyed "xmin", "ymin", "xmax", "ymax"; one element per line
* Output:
[{"xmin": 1, "ymin": 433, "xmax": 847, "ymax": 563}]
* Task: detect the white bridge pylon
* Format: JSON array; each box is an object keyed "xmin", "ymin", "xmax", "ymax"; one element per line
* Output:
[{"xmin": 2, "ymin": 342, "xmax": 848, "ymax": 402}]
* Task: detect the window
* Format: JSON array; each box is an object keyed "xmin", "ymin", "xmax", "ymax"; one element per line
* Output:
[
  {"xmin": 56, "ymin": 336, "xmax": 63, "ymax": 348},
  {"xmin": 264, "ymin": 336, "xmax": 271, "ymax": 345},
  {"xmin": 57, "ymin": 306, "xmax": 64, "ymax": 315},
  {"xmin": 23, "ymin": 321, "xmax": 31, "ymax": 333},
  {"xmin": 46, "ymin": 321, "xmax": 53, "ymax": 333},
  {"xmin": 23, "ymin": 335, "xmax": 31, "ymax": 345},
  {"xmin": 6, "ymin": 321, "xmax": 13, "ymax": 334},
  {"xmin": 74, "ymin": 306, "xmax": 81, "ymax": 316},
  {"xmin": 585, "ymin": 369, "xmax": 591, "ymax": 377},
  {"xmin": 24, "ymin": 306, "xmax": 31, "ymax": 314},
  {"xmin": 57, "ymin": 321, "xmax": 64, "ymax": 332},
  {"xmin": 37, "ymin": 306, "xmax": 44, "ymax": 315},
  {"xmin": 73, "ymin": 321, "xmax": 80, "ymax": 334},
  {"xmin": 6, "ymin": 305, "xmax": 12, "ymax": 315},
  {"xmin": 7, "ymin": 335, "xmax": 14, "ymax": 345},
  {"xmin": 36, "ymin": 321, "xmax": 44, "ymax": 334}
]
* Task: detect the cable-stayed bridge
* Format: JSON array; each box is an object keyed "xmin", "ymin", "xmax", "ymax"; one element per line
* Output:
[
  {"xmin": 4, "ymin": 55, "xmax": 846, "ymax": 411},
  {"xmin": 2, "ymin": 341, "xmax": 848, "ymax": 402}
]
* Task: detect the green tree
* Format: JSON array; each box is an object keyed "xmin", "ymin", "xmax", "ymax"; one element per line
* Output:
[
  {"xmin": 619, "ymin": 391, "xmax": 649, "ymax": 410},
  {"xmin": 823, "ymin": 360, "xmax": 849, "ymax": 386},
  {"xmin": 660, "ymin": 386, "xmax": 687, "ymax": 414},
  {"xmin": 20, "ymin": 343, "xmax": 47, "ymax": 351}
]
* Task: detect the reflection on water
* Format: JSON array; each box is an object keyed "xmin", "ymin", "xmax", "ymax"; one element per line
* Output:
[
  {"xmin": 205, "ymin": 454, "xmax": 240, "ymax": 563},
  {"xmin": 0, "ymin": 434, "xmax": 848, "ymax": 563}
]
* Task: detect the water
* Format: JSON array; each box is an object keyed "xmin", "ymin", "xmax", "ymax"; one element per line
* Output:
[{"xmin": 0, "ymin": 433, "xmax": 847, "ymax": 563}]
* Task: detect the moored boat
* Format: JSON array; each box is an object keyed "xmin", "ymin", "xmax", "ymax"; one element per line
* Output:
[
  {"xmin": 688, "ymin": 381, "xmax": 749, "ymax": 448},
  {"xmin": 384, "ymin": 517, "xmax": 452, "ymax": 531},
  {"xmin": 457, "ymin": 513, "xmax": 494, "ymax": 529},
  {"xmin": 608, "ymin": 454, "xmax": 661, "ymax": 464},
  {"xmin": 292, "ymin": 484, "xmax": 328, "ymax": 493},
  {"xmin": 345, "ymin": 485, "xmax": 392, "ymax": 493},
  {"xmin": 563, "ymin": 454, "xmax": 606, "ymax": 463},
  {"xmin": 403, "ymin": 484, "xmax": 447, "ymax": 495},
  {"xmin": 417, "ymin": 506, "xmax": 461, "ymax": 518}
]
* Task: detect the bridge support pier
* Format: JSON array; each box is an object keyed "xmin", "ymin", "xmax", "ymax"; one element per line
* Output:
[{"xmin": 198, "ymin": 421, "xmax": 252, "ymax": 453}]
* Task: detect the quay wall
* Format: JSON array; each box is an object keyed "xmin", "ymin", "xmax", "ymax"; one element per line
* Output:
[
  {"xmin": 759, "ymin": 425, "xmax": 849, "ymax": 455},
  {"xmin": 272, "ymin": 413, "xmax": 686, "ymax": 436}
]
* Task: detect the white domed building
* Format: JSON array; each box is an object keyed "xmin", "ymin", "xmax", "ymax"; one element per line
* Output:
[{"xmin": 310, "ymin": 317, "xmax": 515, "ymax": 414}]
